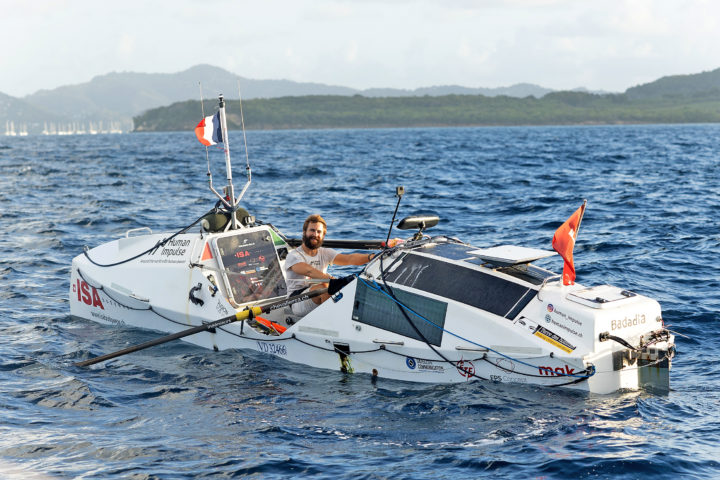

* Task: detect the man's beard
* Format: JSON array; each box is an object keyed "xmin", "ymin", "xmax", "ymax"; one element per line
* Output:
[{"xmin": 302, "ymin": 233, "xmax": 323, "ymax": 250}]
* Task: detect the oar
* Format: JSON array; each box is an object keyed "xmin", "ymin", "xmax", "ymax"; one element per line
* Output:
[
  {"xmin": 284, "ymin": 238, "xmax": 387, "ymax": 249},
  {"xmin": 74, "ymin": 276, "xmax": 354, "ymax": 367}
]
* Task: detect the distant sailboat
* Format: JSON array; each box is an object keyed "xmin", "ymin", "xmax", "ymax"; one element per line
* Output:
[{"xmin": 5, "ymin": 120, "xmax": 17, "ymax": 136}]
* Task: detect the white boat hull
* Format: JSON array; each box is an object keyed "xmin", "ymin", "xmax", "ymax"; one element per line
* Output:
[{"xmin": 70, "ymin": 226, "xmax": 674, "ymax": 394}]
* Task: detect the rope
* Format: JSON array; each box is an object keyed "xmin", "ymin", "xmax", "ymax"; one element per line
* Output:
[
  {"xmin": 82, "ymin": 213, "xmax": 206, "ymax": 268},
  {"xmin": 359, "ymin": 275, "xmax": 593, "ymax": 381},
  {"xmin": 80, "ymin": 236, "xmax": 675, "ymax": 388}
]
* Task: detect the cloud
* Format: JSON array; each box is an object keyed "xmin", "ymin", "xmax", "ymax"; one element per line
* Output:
[
  {"xmin": 116, "ymin": 34, "xmax": 137, "ymax": 59},
  {"xmin": 1, "ymin": 0, "xmax": 720, "ymax": 96}
]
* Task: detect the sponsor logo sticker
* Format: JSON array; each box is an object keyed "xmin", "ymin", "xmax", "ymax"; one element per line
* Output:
[
  {"xmin": 537, "ymin": 364, "xmax": 577, "ymax": 376},
  {"xmin": 533, "ymin": 325, "xmax": 576, "ymax": 353},
  {"xmin": 456, "ymin": 359, "xmax": 475, "ymax": 379},
  {"xmin": 74, "ymin": 279, "xmax": 105, "ymax": 309},
  {"xmin": 611, "ymin": 314, "xmax": 647, "ymax": 331}
]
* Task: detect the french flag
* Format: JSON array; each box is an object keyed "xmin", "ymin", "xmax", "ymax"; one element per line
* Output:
[{"xmin": 195, "ymin": 112, "xmax": 222, "ymax": 146}]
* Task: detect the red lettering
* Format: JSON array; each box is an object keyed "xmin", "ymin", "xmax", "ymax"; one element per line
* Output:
[
  {"xmin": 456, "ymin": 360, "xmax": 475, "ymax": 378},
  {"xmin": 92, "ymin": 288, "xmax": 104, "ymax": 309},
  {"xmin": 80, "ymin": 281, "xmax": 91, "ymax": 305},
  {"xmin": 235, "ymin": 250, "xmax": 251, "ymax": 258},
  {"xmin": 77, "ymin": 280, "xmax": 104, "ymax": 309},
  {"xmin": 538, "ymin": 364, "xmax": 576, "ymax": 377}
]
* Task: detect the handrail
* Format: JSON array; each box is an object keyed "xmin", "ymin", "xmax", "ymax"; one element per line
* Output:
[
  {"xmin": 125, "ymin": 227, "xmax": 152, "ymax": 238},
  {"xmin": 537, "ymin": 274, "xmax": 562, "ymax": 301}
]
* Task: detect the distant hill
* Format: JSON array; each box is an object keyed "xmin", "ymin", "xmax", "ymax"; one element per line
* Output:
[
  {"xmin": 23, "ymin": 64, "xmax": 361, "ymax": 120},
  {"xmin": 3, "ymin": 64, "xmax": 720, "ymax": 134},
  {"xmin": 0, "ymin": 92, "xmax": 62, "ymax": 124},
  {"xmin": 356, "ymin": 83, "xmax": 553, "ymax": 98},
  {"xmin": 131, "ymin": 66, "xmax": 719, "ymax": 130},
  {"xmin": 134, "ymin": 87, "xmax": 720, "ymax": 132},
  {"xmin": 626, "ymin": 67, "xmax": 720, "ymax": 99},
  {"xmin": 0, "ymin": 64, "xmax": 556, "ymax": 134}
]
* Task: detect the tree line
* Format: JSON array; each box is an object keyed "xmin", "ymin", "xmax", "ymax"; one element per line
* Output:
[{"xmin": 133, "ymin": 91, "xmax": 720, "ymax": 132}]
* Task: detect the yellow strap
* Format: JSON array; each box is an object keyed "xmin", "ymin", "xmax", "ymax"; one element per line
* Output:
[{"xmin": 235, "ymin": 306, "xmax": 263, "ymax": 321}]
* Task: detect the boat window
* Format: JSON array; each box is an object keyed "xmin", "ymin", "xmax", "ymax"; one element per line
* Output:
[
  {"xmin": 353, "ymin": 280, "xmax": 447, "ymax": 347},
  {"xmin": 213, "ymin": 230, "xmax": 288, "ymax": 304},
  {"xmin": 381, "ymin": 253, "xmax": 535, "ymax": 320}
]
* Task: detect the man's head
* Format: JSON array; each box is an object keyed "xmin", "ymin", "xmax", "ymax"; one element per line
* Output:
[{"xmin": 302, "ymin": 214, "xmax": 327, "ymax": 250}]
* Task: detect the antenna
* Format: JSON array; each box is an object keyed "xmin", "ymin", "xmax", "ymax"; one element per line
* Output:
[
  {"xmin": 385, "ymin": 186, "xmax": 405, "ymax": 246},
  {"xmin": 234, "ymin": 80, "xmax": 252, "ymax": 204}
]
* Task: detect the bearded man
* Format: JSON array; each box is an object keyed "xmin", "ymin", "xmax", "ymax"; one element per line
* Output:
[{"xmin": 284, "ymin": 214, "xmax": 377, "ymax": 316}]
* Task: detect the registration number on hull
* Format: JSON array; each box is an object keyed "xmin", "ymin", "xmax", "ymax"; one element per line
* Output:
[{"xmin": 256, "ymin": 342, "xmax": 287, "ymax": 356}]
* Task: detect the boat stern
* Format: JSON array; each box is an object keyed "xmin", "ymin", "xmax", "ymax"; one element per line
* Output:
[{"xmin": 559, "ymin": 284, "xmax": 677, "ymax": 393}]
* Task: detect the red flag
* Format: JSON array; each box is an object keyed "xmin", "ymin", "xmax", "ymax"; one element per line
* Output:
[{"xmin": 552, "ymin": 202, "xmax": 586, "ymax": 285}]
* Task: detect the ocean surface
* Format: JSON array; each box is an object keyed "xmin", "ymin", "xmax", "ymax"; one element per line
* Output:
[{"xmin": 1, "ymin": 124, "xmax": 719, "ymax": 479}]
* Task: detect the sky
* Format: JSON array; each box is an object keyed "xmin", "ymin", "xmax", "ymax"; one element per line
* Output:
[{"xmin": 1, "ymin": 0, "xmax": 719, "ymax": 98}]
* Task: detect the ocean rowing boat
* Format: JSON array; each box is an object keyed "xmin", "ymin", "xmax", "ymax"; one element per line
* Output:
[{"xmin": 70, "ymin": 96, "xmax": 675, "ymax": 394}]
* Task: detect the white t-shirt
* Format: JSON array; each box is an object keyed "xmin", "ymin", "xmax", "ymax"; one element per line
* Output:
[{"xmin": 284, "ymin": 246, "xmax": 339, "ymax": 294}]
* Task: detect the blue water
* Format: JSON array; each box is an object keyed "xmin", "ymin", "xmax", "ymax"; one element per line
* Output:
[{"xmin": 1, "ymin": 125, "xmax": 719, "ymax": 479}]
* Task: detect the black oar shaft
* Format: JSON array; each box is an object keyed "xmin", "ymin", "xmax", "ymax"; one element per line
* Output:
[
  {"xmin": 285, "ymin": 238, "xmax": 385, "ymax": 249},
  {"xmin": 74, "ymin": 322, "xmax": 225, "ymax": 367},
  {"xmin": 74, "ymin": 287, "xmax": 332, "ymax": 368},
  {"xmin": 74, "ymin": 307, "xmax": 260, "ymax": 367}
]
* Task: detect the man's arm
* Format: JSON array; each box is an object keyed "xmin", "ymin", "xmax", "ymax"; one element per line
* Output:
[
  {"xmin": 289, "ymin": 262, "xmax": 333, "ymax": 279},
  {"xmin": 333, "ymin": 252, "xmax": 376, "ymax": 266}
]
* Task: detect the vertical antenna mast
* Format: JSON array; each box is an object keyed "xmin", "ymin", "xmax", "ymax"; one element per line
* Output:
[
  {"xmin": 234, "ymin": 80, "xmax": 252, "ymax": 203},
  {"xmin": 217, "ymin": 94, "xmax": 237, "ymax": 229}
]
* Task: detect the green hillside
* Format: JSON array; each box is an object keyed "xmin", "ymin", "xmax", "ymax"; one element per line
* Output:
[
  {"xmin": 626, "ymin": 68, "xmax": 720, "ymax": 100},
  {"xmin": 133, "ymin": 92, "xmax": 720, "ymax": 132},
  {"xmin": 133, "ymin": 67, "xmax": 720, "ymax": 131}
]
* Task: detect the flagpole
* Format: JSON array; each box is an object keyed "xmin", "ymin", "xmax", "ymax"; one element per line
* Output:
[
  {"xmin": 217, "ymin": 94, "xmax": 237, "ymax": 229},
  {"xmin": 575, "ymin": 199, "xmax": 588, "ymax": 240}
]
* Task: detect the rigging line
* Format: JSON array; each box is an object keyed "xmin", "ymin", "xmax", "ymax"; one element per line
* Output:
[
  {"xmin": 600, "ymin": 332, "xmax": 638, "ymax": 351},
  {"xmin": 233, "ymin": 81, "xmax": 252, "ymax": 204},
  {"xmin": 380, "ymin": 345, "xmax": 485, "ymax": 364},
  {"xmin": 77, "ymin": 269, "xmax": 205, "ymax": 328},
  {"xmin": 289, "ymin": 333, "xmax": 384, "ymax": 354},
  {"xmin": 590, "ymin": 352, "xmax": 673, "ymax": 375},
  {"xmin": 237, "ymin": 81, "xmax": 251, "ymax": 173},
  {"xmin": 76, "ymin": 269, "xmax": 150, "ymax": 312},
  {"xmin": 481, "ymin": 355, "xmax": 591, "ymax": 382},
  {"xmin": 360, "ymin": 275, "xmax": 593, "ymax": 380},
  {"xmin": 82, "ymin": 214, "xmax": 206, "ymax": 268},
  {"xmin": 377, "ymin": 254, "xmax": 490, "ymax": 381}
]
